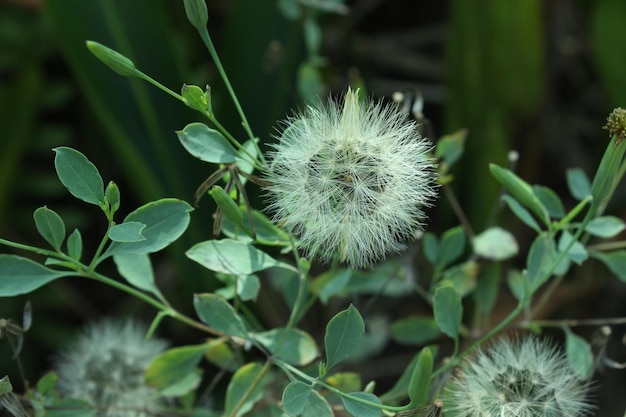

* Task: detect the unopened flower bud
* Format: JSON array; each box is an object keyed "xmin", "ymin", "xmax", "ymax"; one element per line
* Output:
[{"xmin": 86, "ymin": 41, "xmax": 137, "ymax": 77}]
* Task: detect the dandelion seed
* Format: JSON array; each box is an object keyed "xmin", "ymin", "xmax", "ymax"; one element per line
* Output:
[
  {"xmin": 264, "ymin": 88, "xmax": 438, "ymax": 268},
  {"xmin": 444, "ymin": 336, "xmax": 594, "ymax": 417}
]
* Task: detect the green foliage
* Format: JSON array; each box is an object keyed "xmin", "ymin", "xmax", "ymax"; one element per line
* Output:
[{"xmin": 2, "ymin": 1, "xmax": 626, "ymax": 416}]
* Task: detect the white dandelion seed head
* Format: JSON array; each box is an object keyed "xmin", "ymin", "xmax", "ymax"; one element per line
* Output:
[
  {"xmin": 444, "ymin": 336, "xmax": 594, "ymax": 417},
  {"xmin": 53, "ymin": 318, "xmax": 168, "ymax": 417},
  {"xmin": 264, "ymin": 88, "xmax": 438, "ymax": 269}
]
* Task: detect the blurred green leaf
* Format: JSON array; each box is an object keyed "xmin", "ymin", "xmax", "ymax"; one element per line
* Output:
[
  {"xmin": 252, "ymin": 328, "xmax": 318, "ymax": 365},
  {"xmin": 236, "ymin": 274, "xmax": 260, "ymax": 301},
  {"xmin": 438, "ymin": 226, "xmax": 466, "ymax": 268},
  {"xmin": 564, "ymin": 328, "xmax": 594, "ymax": 379},
  {"xmin": 474, "ymin": 262, "xmax": 500, "ymax": 315},
  {"xmin": 407, "ymin": 347, "xmax": 433, "ymax": 408},
  {"xmin": 473, "ymin": 227, "xmax": 518, "ymax": 261},
  {"xmin": 145, "ymin": 344, "xmax": 207, "ymax": 395},
  {"xmin": 557, "ymin": 231, "xmax": 588, "ymax": 265},
  {"xmin": 224, "ymin": 363, "xmax": 270, "ymax": 417},
  {"xmin": 585, "ymin": 216, "xmax": 625, "ymax": 238},
  {"xmin": 502, "ymin": 195, "xmax": 541, "ymax": 233},
  {"xmin": 591, "ymin": 250, "xmax": 626, "ymax": 282},
  {"xmin": 391, "ymin": 317, "xmax": 440, "ymax": 346},
  {"xmin": 193, "ymin": 293, "xmax": 249, "ymax": 338},
  {"xmin": 66, "ymin": 229, "xmax": 83, "ymax": 261},
  {"xmin": 301, "ymin": 390, "xmax": 333, "ymax": 417},
  {"xmin": 433, "ymin": 285, "xmax": 462, "ymax": 340},
  {"xmin": 533, "ymin": 185, "xmax": 565, "ymax": 219},
  {"xmin": 566, "ymin": 168, "xmax": 592, "ymax": 201}
]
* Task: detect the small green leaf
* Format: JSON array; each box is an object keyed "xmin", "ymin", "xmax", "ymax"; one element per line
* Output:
[
  {"xmin": 66, "ymin": 229, "xmax": 82, "ymax": 261},
  {"xmin": 301, "ymin": 390, "xmax": 333, "ymax": 417},
  {"xmin": 441, "ymin": 261, "xmax": 478, "ymax": 297},
  {"xmin": 341, "ymin": 392, "xmax": 382, "ymax": 417},
  {"xmin": 435, "ymin": 129, "xmax": 466, "ymax": 168},
  {"xmin": 533, "ymin": 185, "xmax": 565, "ymax": 219},
  {"xmin": 176, "ymin": 122, "xmax": 238, "ymax": 163},
  {"xmin": 407, "ymin": 347, "xmax": 433, "ymax": 407},
  {"xmin": 0, "ymin": 255, "xmax": 67, "ymax": 296},
  {"xmin": 591, "ymin": 250, "xmax": 626, "ymax": 282},
  {"xmin": 205, "ymin": 339, "xmax": 242, "ymax": 371},
  {"xmin": 145, "ymin": 344, "xmax": 208, "ymax": 393},
  {"xmin": 506, "ymin": 270, "xmax": 530, "ymax": 301},
  {"xmin": 324, "ymin": 304, "xmax": 365, "ymax": 370},
  {"xmin": 193, "ymin": 293, "xmax": 249, "ymax": 338},
  {"xmin": 45, "ymin": 398, "xmax": 96, "ymax": 417},
  {"xmin": 236, "ymin": 274, "xmax": 260, "ymax": 301},
  {"xmin": 473, "ymin": 227, "xmax": 519, "ymax": 261},
  {"xmin": 33, "ymin": 206, "xmax": 66, "ymax": 251},
  {"xmin": 224, "ymin": 363, "xmax": 270, "ymax": 417},
  {"xmin": 391, "ymin": 317, "xmax": 441, "ymax": 346},
  {"xmin": 433, "ymin": 285, "xmax": 462, "ymax": 340},
  {"xmin": 564, "ymin": 328, "xmax": 594, "ymax": 379},
  {"xmin": 113, "ymin": 253, "xmax": 159, "ymax": 295},
  {"xmin": 585, "ymin": 216, "xmax": 626, "ymax": 238},
  {"xmin": 558, "ymin": 231, "xmax": 588, "ymax": 265},
  {"xmin": 502, "ymin": 195, "xmax": 541, "ymax": 232},
  {"xmin": 282, "ymin": 381, "xmax": 312, "ymax": 417},
  {"xmin": 187, "ymin": 239, "xmax": 292, "ymax": 274},
  {"xmin": 438, "ymin": 226, "xmax": 466, "ymax": 268},
  {"xmin": 104, "ymin": 199, "xmax": 192, "ymax": 256},
  {"xmin": 53, "ymin": 147, "xmax": 104, "ymax": 205},
  {"xmin": 108, "ymin": 221, "xmax": 146, "ymax": 242},
  {"xmin": 566, "ymin": 168, "xmax": 592, "ymax": 201},
  {"xmin": 36, "ymin": 372, "xmax": 58, "ymax": 395},
  {"xmin": 252, "ymin": 328, "xmax": 319, "ymax": 366},
  {"xmin": 310, "ymin": 268, "xmax": 352, "ymax": 304},
  {"xmin": 527, "ymin": 232, "xmax": 566, "ymax": 290}
]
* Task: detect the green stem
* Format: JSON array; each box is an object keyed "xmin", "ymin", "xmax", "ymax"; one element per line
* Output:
[{"xmin": 195, "ymin": 28, "xmax": 266, "ymax": 165}]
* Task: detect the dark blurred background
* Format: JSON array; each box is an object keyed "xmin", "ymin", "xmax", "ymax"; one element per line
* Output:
[{"xmin": 1, "ymin": 0, "xmax": 625, "ymax": 415}]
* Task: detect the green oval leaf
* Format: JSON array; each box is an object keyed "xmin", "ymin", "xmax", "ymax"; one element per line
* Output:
[
  {"xmin": 565, "ymin": 328, "xmax": 594, "ymax": 379},
  {"xmin": 53, "ymin": 147, "xmax": 104, "ymax": 205},
  {"xmin": 533, "ymin": 185, "xmax": 565, "ymax": 219},
  {"xmin": 252, "ymin": 328, "xmax": 319, "ymax": 365},
  {"xmin": 324, "ymin": 304, "xmax": 365, "ymax": 370},
  {"xmin": 186, "ymin": 238, "xmax": 292, "ymax": 274},
  {"xmin": 113, "ymin": 253, "xmax": 158, "ymax": 295},
  {"xmin": 438, "ymin": 226, "xmax": 466, "ymax": 268},
  {"xmin": 145, "ymin": 344, "xmax": 207, "ymax": 394},
  {"xmin": 224, "ymin": 363, "xmax": 271, "ymax": 417},
  {"xmin": 341, "ymin": 392, "xmax": 382, "ymax": 417},
  {"xmin": 237, "ymin": 274, "xmax": 260, "ymax": 301},
  {"xmin": 0, "ymin": 255, "xmax": 67, "ymax": 296},
  {"xmin": 391, "ymin": 317, "xmax": 440, "ymax": 346},
  {"xmin": 566, "ymin": 168, "xmax": 592, "ymax": 201},
  {"xmin": 66, "ymin": 229, "xmax": 83, "ymax": 261},
  {"xmin": 193, "ymin": 293, "xmax": 249, "ymax": 338},
  {"xmin": 177, "ymin": 122, "xmax": 238, "ymax": 163},
  {"xmin": 282, "ymin": 381, "xmax": 312, "ymax": 417},
  {"xmin": 104, "ymin": 199, "xmax": 192, "ymax": 256},
  {"xmin": 108, "ymin": 221, "xmax": 146, "ymax": 242},
  {"xmin": 433, "ymin": 285, "xmax": 462, "ymax": 340},
  {"xmin": 585, "ymin": 216, "xmax": 626, "ymax": 238},
  {"xmin": 472, "ymin": 227, "xmax": 519, "ymax": 261},
  {"xmin": 33, "ymin": 206, "xmax": 66, "ymax": 251}
]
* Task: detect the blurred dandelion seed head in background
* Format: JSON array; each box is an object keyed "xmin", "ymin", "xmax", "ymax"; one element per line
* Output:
[
  {"xmin": 264, "ymin": 88, "xmax": 438, "ymax": 268},
  {"xmin": 53, "ymin": 319, "xmax": 168, "ymax": 417},
  {"xmin": 444, "ymin": 336, "xmax": 594, "ymax": 417}
]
